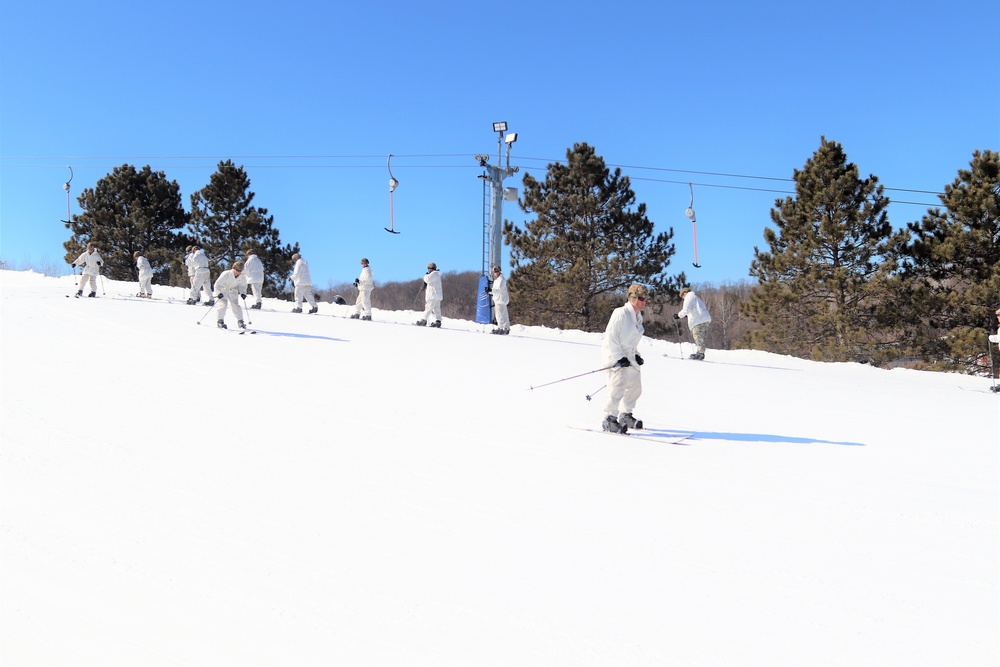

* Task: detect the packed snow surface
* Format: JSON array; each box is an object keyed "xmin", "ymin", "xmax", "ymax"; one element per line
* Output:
[{"xmin": 2, "ymin": 270, "xmax": 997, "ymax": 666}]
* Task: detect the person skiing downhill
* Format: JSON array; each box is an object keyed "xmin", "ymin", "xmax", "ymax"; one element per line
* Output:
[
  {"xmin": 134, "ymin": 251, "xmax": 153, "ymax": 298},
  {"xmin": 72, "ymin": 243, "xmax": 103, "ymax": 297},
  {"xmin": 351, "ymin": 257, "xmax": 374, "ymax": 320},
  {"xmin": 213, "ymin": 260, "xmax": 248, "ymax": 329},
  {"xmin": 290, "ymin": 253, "xmax": 318, "ymax": 314},
  {"xmin": 416, "ymin": 262, "xmax": 443, "ymax": 327},
  {"xmin": 243, "ymin": 250, "xmax": 265, "ymax": 310},
  {"xmin": 674, "ymin": 285, "xmax": 712, "ymax": 360},
  {"xmin": 600, "ymin": 284, "xmax": 648, "ymax": 434}
]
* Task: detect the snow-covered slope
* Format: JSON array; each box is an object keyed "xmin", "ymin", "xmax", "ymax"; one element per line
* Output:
[{"xmin": 2, "ymin": 270, "xmax": 997, "ymax": 666}]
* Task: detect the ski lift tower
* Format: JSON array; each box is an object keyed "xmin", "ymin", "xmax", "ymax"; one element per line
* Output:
[{"xmin": 475, "ymin": 121, "xmax": 519, "ymax": 276}]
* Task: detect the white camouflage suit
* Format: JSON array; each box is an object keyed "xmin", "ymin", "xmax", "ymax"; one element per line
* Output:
[
  {"xmin": 291, "ymin": 256, "xmax": 317, "ymax": 310},
  {"xmin": 422, "ymin": 268, "xmax": 443, "ymax": 324},
  {"xmin": 189, "ymin": 249, "xmax": 213, "ymax": 303},
  {"xmin": 491, "ymin": 270, "xmax": 510, "ymax": 331},
  {"xmin": 185, "ymin": 249, "xmax": 196, "ymax": 288},
  {"xmin": 135, "ymin": 254, "xmax": 153, "ymax": 296},
  {"xmin": 214, "ymin": 268, "xmax": 247, "ymax": 325},
  {"xmin": 354, "ymin": 261, "xmax": 374, "ymax": 318},
  {"xmin": 244, "ymin": 253, "xmax": 265, "ymax": 307},
  {"xmin": 601, "ymin": 298, "xmax": 645, "ymax": 422},
  {"xmin": 73, "ymin": 246, "xmax": 103, "ymax": 295}
]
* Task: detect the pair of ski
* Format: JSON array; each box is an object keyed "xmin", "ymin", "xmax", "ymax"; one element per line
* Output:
[
  {"xmin": 569, "ymin": 426, "xmax": 694, "ymax": 445},
  {"xmin": 216, "ymin": 326, "xmax": 257, "ymax": 335}
]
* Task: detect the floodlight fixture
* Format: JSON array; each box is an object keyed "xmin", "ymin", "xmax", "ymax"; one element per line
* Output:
[
  {"xmin": 493, "ymin": 121, "xmax": 507, "ymax": 133},
  {"xmin": 504, "ymin": 132, "xmax": 518, "ymax": 145}
]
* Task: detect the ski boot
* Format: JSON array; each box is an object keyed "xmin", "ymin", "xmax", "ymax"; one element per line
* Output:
[
  {"xmin": 291, "ymin": 307, "xmax": 302, "ymax": 313},
  {"xmin": 429, "ymin": 320, "xmax": 442, "ymax": 328},
  {"xmin": 415, "ymin": 319, "xmax": 427, "ymax": 326},
  {"xmin": 217, "ymin": 320, "xmax": 227, "ymax": 329},
  {"xmin": 76, "ymin": 290, "xmax": 83, "ymax": 298},
  {"xmin": 349, "ymin": 313, "xmax": 360, "ymax": 319},
  {"xmin": 238, "ymin": 320, "xmax": 246, "ymax": 329},
  {"xmin": 361, "ymin": 315, "xmax": 372, "ymax": 321},
  {"xmin": 602, "ymin": 415, "xmax": 627, "ymax": 434},
  {"xmin": 88, "ymin": 292, "xmax": 96, "ymax": 297},
  {"xmin": 205, "ymin": 299, "xmax": 215, "ymax": 306},
  {"xmin": 187, "ymin": 298, "xmax": 196, "ymax": 305},
  {"xmin": 621, "ymin": 413, "xmax": 644, "ymax": 430},
  {"xmin": 308, "ymin": 306, "xmax": 318, "ymax": 314}
]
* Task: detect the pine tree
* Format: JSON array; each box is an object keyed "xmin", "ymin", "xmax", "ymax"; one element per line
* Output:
[
  {"xmin": 64, "ymin": 164, "xmax": 188, "ymax": 283},
  {"xmin": 502, "ymin": 143, "xmax": 683, "ymax": 331},
  {"xmin": 741, "ymin": 137, "xmax": 903, "ymax": 362},
  {"xmin": 188, "ymin": 160, "xmax": 299, "ymax": 295},
  {"xmin": 899, "ymin": 149, "xmax": 1000, "ymax": 372}
]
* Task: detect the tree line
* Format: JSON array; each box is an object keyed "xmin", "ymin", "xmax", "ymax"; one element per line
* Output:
[
  {"xmin": 64, "ymin": 160, "xmax": 299, "ymax": 297},
  {"xmin": 499, "ymin": 141, "xmax": 998, "ymax": 375},
  {"xmin": 62, "ymin": 141, "xmax": 999, "ymax": 376}
]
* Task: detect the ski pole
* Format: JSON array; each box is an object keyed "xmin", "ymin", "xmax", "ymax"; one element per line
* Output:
[
  {"xmin": 240, "ymin": 295, "xmax": 252, "ymax": 326},
  {"xmin": 673, "ymin": 318, "xmax": 685, "ymax": 357},
  {"xmin": 100, "ymin": 273, "xmax": 106, "ymax": 295},
  {"xmin": 529, "ymin": 365, "xmax": 617, "ymax": 391},
  {"xmin": 196, "ymin": 299, "xmax": 217, "ymax": 325},
  {"xmin": 585, "ymin": 384, "xmax": 606, "ymax": 401}
]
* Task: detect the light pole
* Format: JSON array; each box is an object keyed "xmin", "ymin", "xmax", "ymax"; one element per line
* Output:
[{"xmin": 476, "ymin": 121, "xmax": 519, "ymax": 275}]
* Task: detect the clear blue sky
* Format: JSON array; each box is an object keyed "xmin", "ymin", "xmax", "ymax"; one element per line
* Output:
[{"xmin": 2, "ymin": 0, "xmax": 997, "ymax": 288}]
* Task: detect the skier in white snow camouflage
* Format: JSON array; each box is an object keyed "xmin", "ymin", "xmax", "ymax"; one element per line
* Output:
[
  {"xmin": 134, "ymin": 251, "xmax": 153, "ymax": 298},
  {"xmin": 351, "ymin": 258, "xmax": 374, "ymax": 320},
  {"xmin": 290, "ymin": 253, "xmax": 317, "ymax": 314},
  {"xmin": 488, "ymin": 265, "xmax": 510, "ymax": 334},
  {"xmin": 187, "ymin": 247, "xmax": 214, "ymax": 306},
  {"xmin": 416, "ymin": 262, "xmax": 443, "ymax": 327},
  {"xmin": 600, "ymin": 284, "xmax": 648, "ymax": 434},
  {"xmin": 675, "ymin": 285, "xmax": 712, "ymax": 360},
  {"xmin": 72, "ymin": 243, "xmax": 103, "ymax": 297},
  {"xmin": 243, "ymin": 250, "xmax": 265, "ymax": 309},
  {"xmin": 184, "ymin": 246, "xmax": 196, "ymax": 290},
  {"xmin": 213, "ymin": 261, "xmax": 248, "ymax": 329}
]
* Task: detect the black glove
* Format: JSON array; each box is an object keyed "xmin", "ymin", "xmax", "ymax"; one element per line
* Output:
[
  {"xmin": 485, "ymin": 284, "xmax": 492, "ymax": 294},
  {"xmin": 97, "ymin": 261, "xmax": 102, "ymax": 266},
  {"xmin": 616, "ymin": 356, "xmax": 631, "ymax": 368},
  {"xmin": 673, "ymin": 313, "xmax": 680, "ymax": 320},
  {"xmin": 216, "ymin": 293, "xmax": 224, "ymax": 300},
  {"xmin": 240, "ymin": 294, "xmax": 246, "ymax": 300},
  {"xmin": 635, "ymin": 354, "xmax": 644, "ymax": 366},
  {"xmin": 353, "ymin": 278, "xmax": 360, "ymax": 287}
]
